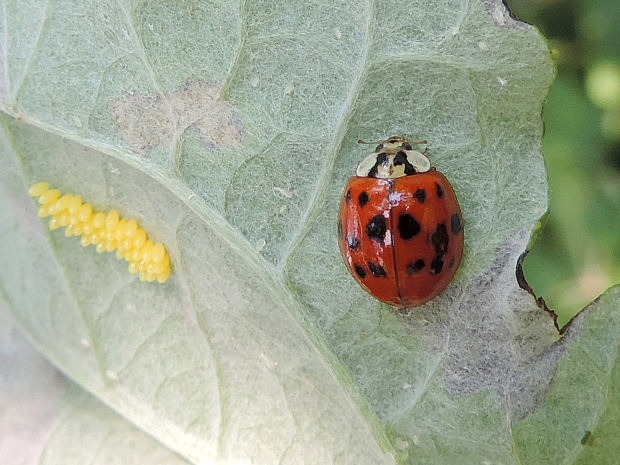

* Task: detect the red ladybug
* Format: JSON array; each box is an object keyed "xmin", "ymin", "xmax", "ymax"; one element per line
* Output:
[{"xmin": 337, "ymin": 136, "xmax": 463, "ymax": 307}]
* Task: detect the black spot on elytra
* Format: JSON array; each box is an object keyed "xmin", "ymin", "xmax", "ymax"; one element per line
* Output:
[
  {"xmin": 413, "ymin": 188, "xmax": 426, "ymax": 203},
  {"xmin": 450, "ymin": 257, "xmax": 455, "ymax": 268},
  {"xmin": 393, "ymin": 151, "xmax": 416, "ymax": 175},
  {"xmin": 366, "ymin": 215, "xmax": 387, "ymax": 242},
  {"xmin": 368, "ymin": 152, "xmax": 388, "ymax": 178},
  {"xmin": 345, "ymin": 189, "xmax": 351, "ymax": 204},
  {"xmin": 346, "ymin": 236, "xmax": 360, "ymax": 250},
  {"xmin": 431, "ymin": 223, "xmax": 449, "ymax": 255},
  {"xmin": 358, "ymin": 191, "xmax": 369, "ymax": 207},
  {"xmin": 451, "ymin": 213, "xmax": 462, "ymax": 235},
  {"xmin": 406, "ymin": 259, "xmax": 425, "ymax": 275},
  {"xmin": 401, "ymin": 142, "xmax": 412, "ymax": 150},
  {"xmin": 436, "ymin": 183, "xmax": 444, "ymax": 198},
  {"xmin": 367, "ymin": 261, "xmax": 387, "ymax": 277},
  {"xmin": 337, "ymin": 222, "xmax": 343, "ymax": 239},
  {"xmin": 398, "ymin": 214, "xmax": 420, "ymax": 240},
  {"xmin": 354, "ymin": 264, "xmax": 366, "ymax": 279},
  {"xmin": 430, "ymin": 257, "xmax": 444, "ymax": 275},
  {"xmin": 430, "ymin": 222, "xmax": 449, "ymax": 275}
]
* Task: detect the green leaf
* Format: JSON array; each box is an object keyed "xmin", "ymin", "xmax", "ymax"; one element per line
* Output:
[
  {"xmin": 0, "ymin": 0, "xmax": 617, "ymax": 464},
  {"xmin": 0, "ymin": 311, "xmax": 191, "ymax": 465}
]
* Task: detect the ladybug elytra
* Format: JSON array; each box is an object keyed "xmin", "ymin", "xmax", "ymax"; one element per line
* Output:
[{"xmin": 337, "ymin": 136, "xmax": 463, "ymax": 307}]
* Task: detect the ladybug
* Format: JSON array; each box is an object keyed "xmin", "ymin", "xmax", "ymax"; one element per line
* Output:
[{"xmin": 337, "ymin": 136, "xmax": 463, "ymax": 307}]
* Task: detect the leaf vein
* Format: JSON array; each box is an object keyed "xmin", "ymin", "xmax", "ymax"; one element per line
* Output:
[
  {"xmin": 278, "ymin": 0, "xmax": 377, "ymax": 271},
  {"xmin": 12, "ymin": 0, "xmax": 50, "ymax": 104}
]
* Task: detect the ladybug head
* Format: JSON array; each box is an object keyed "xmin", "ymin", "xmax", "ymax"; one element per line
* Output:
[{"xmin": 356, "ymin": 136, "xmax": 431, "ymax": 179}]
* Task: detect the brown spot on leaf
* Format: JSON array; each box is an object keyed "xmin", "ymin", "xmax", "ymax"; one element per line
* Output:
[
  {"xmin": 581, "ymin": 431, "xmax": 594, "ymax": 446},
  {"xmin": 516, "ymin": 251, "xmax": 559, "ymax": 331}
]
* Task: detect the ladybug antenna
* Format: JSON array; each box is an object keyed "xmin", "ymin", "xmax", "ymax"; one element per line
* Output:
[
  {"xmin": 399, "ymin": 135, "xmax": 428, "ymax": 145},
  {"xmin": 358, "ymin": 136, "xmax": 428, "ymax": 146}
]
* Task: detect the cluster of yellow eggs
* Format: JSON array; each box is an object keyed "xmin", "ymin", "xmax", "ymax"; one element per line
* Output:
[{"xmin": 29, "ymin": 182, "xmax": 171, "ymax": 283}]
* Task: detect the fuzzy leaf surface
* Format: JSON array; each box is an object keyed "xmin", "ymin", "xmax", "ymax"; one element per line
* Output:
[{"xmin": 0, "ymin": 0, "xmax": 618, "ymax": 464}]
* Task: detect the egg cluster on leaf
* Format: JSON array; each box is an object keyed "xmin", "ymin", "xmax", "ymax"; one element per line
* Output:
[{"xmin": 29, "ymin": 182, "xmax": 171, "ymax": 283}]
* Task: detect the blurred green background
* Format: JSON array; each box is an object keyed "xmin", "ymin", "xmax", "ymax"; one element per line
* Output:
[{"xmin": 507, "ymin": 0, "xmax": 620, "ymax": 326}]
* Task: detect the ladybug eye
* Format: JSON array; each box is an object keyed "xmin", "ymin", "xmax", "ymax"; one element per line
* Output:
[
  {"xmin": 356, "ymin": 152, "xmax": 382, "ymax": 177},
  {"xmin": 402, "ymin": 149, "xmax": 431, "ymax": 174},
  {"xmin": 393, "ymin": 151, "xmax": 417, "ymax": 175}
]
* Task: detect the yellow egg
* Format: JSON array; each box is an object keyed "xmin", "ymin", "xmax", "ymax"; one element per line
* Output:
[
  {"xmin": 49, "ymin": 216, "xmax": 61, "ymax": 230},
  {"xmin": 157, "ymin": 268, "xmax": 170, "ymax": 283},
  {"xmin": 96, "ymin": 243, "xmax": 105, "ymax": 253},
  {"xmin": 67, "ymin": 195, "xmax": 82, "ymax": 215},
  {"xmin": 38, "ymin": 205, "xmax": 51, "ymax": 218},
  {"xmin": 141, "ymin": 240, "xmax": 154, "ymax": 263},
  {"xmin": 29, "ymin": 182, "xmax": 50, "ymax": 197},
  {"xmin": 105, "ymin": 210, "xmax": 119, "ymax": 231},
  {"xmin": 82, "ymin": 221, "xmax": 94, "ymax": 235},
  {"xmin": 58, "ymin": 211, "xmax": 70, "ymax": 226},
  {"xmin": 39, "ymin": 189, "xmax": 61, "ymax": 205},
  {"xmin": 92, "ymin": 212, "xmax": 106, "ymax": 229},
  {"xmin": 152, "ymin": 260, "xmax": 170, "ymax": 275},
  {"xmin": 77, "ymin": 204, "xmax": 92, "ymax": 222},
  {"xmin": 151, "ymin": 243, "xmax": 165, "ymax": 264},
  {"xmin": 125, "ymin": 219, "xmax": 138, "ymax": 238},
  {"xmin": 114, "ymin": 219, "xmax": 127, "ymax": 240},
  {"xmin": 133, "ymin": 230, "xmax": 146, "ymax": 249},
  {"xmin": 80, "ymin": 235, "xmax": 91, "ymax": 247},
  {"xmin": 128, "ymin": 262, "xmax": 139, "ymax": 274},
  {"xmin": 49, "ymin": 195, "xmax": 70, "ymax": 215},
  {"xmin": 48, "ymin": 202, "xmax": 61, "ymax": 215},
  {"xmin": 129, "ymin": 249, "xmax": 141, "ymax": 262},
  {"xmin": 55, "ymin": 194, "xmax": 73, "ymax": 213},
  {"xmin": 72, "ymin": 223, "xmax": 84, "ymax": 236}
]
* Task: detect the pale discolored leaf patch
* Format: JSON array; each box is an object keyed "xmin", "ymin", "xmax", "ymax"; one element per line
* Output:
[{"xmin": 109, "ymin": 79, "xmax": 242, "ymax": 155}]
